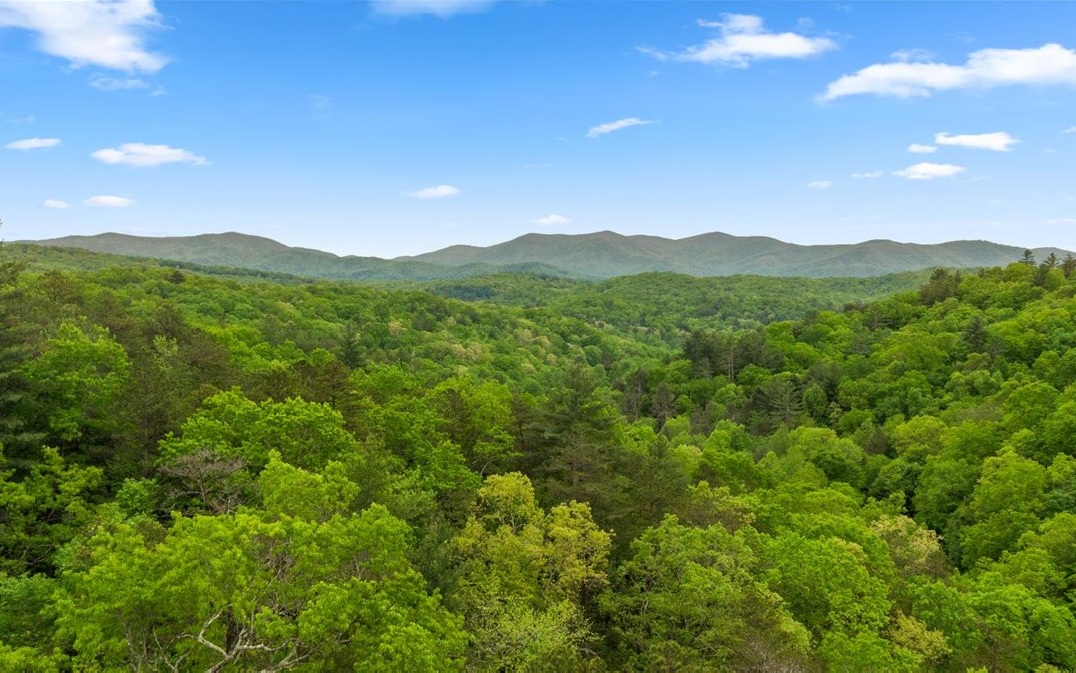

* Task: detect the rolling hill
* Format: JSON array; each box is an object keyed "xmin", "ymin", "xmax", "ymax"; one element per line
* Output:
[
  {"xmin": 403, "ymin": 230, "xmax": 1069, "ymax": 278},
  {"xmin": 26, "ymin": 232, "xmax": 568, "ymax": 281},
  {"xmin": 28, "ymin": 230, "xmax": 1069, "ymax": 280}
]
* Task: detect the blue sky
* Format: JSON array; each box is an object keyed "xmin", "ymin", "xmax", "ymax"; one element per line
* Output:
[{"xmin": 2, "ymin": 1, "xmax": 1076, "ymax": 258}]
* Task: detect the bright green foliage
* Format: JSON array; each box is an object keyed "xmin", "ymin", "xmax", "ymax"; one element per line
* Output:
[
  {"xmin": 428, "ymin": 377, "xmax": 516, "ymax": 474},
  {"xmin": 156, "ymin": 390, "xmax": 371, "ymax": 515},
  {"xmin": 786, "ymin": 427, "xmax": 866, "ymax": 488},
  {"xmin": 675, "ymin": 480, "xmax": 755, "ymax": 531},
  {"xmin": 0, "ymin": 447, "xmax": 102, "ymax": 575},
  {"xmin": 602, "ymin": 515, "xmax": 810, "ymax": 671},
  {"xmin": 996, "ymin": 513, "xmax": 1076, "ymax": 603},
  {"xmin": 0, "ymin": 573, "xmax": 58, "ymax": 649},
  {"xmin": 909, "ymin": 573, "xmax": 1076, "ymax": 671},
  {"xmin": 817, "ymin": 630, "xmax": 921, "ymax": 672},
  {"xmin": 870, "ymin": 515, "xmax": 949, "ymax": 580},
  {"xmin": 347, "ymin": 365, "xmax": 483, "ymax": 525},
  {"xmin": 762, "ymin": 532, "xmax": 891, "ymax": 638},
  {"xmin": 159, "ymin": 390, "xmax": 360, "ymax": 471},
  {"xmin": 55, "ymin": 464, "xmax": 466, "ymax": 671},
  {"xmin": 913, "ymin": 454, "xmax": 979, "ymax": 538},
  {"xmin": 0, "ymin": 256, "xmax": 42, "ymax": 463},
  {"xmin": 960, "ymin": 579, "xmax": 1076, "ymax": 671},
  {"xmin": 0, "ymin": 643, "xmax": 63, "ymax": 672},
  {"xmin": 259, "ymin": 452, "xmax": 360, "ymax": 522},
  {"xmin": 1034, "ymin": 400, "xmax": 1076, "ymax": 464},
  {"xmin": 1042, "ymin": 452, "xmax": 1076, "ymax": 516},
  {"xmin": 961, "ymin": 451, "xmax": 1047, "ymax": 567},
  {"xmin": 3, "ymin": 247, "xmax": 1076, "ymax": 670},
  {"xmin": 20, "ymin": 321, "xmax": 130, "ymax": 443},
  {"xmin": 451, "ymin": 473, "xmax": 611, "ymax": 670}
]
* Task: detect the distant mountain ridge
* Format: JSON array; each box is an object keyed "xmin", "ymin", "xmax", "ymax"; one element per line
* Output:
[
  {"xmin": 403, "ymin": 230, "xmax": 1070, "ymax": 278},
  {"xmin": 28, "ymin": 230, "xmax": 1070, "ymax": 280},
  {"xmin": 27, "ymin": 232, "xmax": 569, "ymax": 281}
]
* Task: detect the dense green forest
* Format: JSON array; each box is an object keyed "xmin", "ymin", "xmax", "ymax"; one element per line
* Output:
[{"xmin": 2, "ymin": 242, "xmax": 1076, "ymax": 671}]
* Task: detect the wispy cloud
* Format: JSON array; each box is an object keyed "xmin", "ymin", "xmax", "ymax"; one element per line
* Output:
[
  {"xmin": 851, "ymin": 171, "xmax": 883, "ymax": 179},
  {"xmin": 935, "ymin": 131, "xmax": 1018, "ymax": 151},
  {"xmin": 534, "ymin": 214, "xmax": 570, "ymax": 225},
  {"xmin": 1046, "ymin": 218, "xmax": 1076, "ymax": 224},
  {"xmin": 92, "ymin": 143, "xmax": 207, "ymax": 167},
  {"xmin": 370, "ymin": 0, "xmax": 495, "ymax": 17},
  {"xmin": 908, "ymin": 143, "xmax": 937, "ymax": 154},
  {"xmin": 821, "ymin": 43, "xmax": 1076, "ymax": 100},
  {"xmin": 891, "ymin": 48, "xmax": 935, "ymax": 63},
  {"xmin": 1064, "ymin": 126, "xmax": 1076, "ymax": 134},
  {"xmin": 807, "ymin": 180, "xmax": 831, "ymax": 190},
  {"xmin": 42, "ymin": 199, "xmax": 69, "ymax": 209},
  {"xmin": 894, "ymin": 162, "xmax": 966, "ymax": 180},
  {"xmin": 0, "ymin": 0, "xmax": 167, "ymax": 72},
  {"xmin": 641, "ymin": 14, "xmax": 836, "ymax": 67},
  {"xmin": 586, "ymin": 117, "xmax": 653, "ymax": 138},
  {"xmin": 85, "ymin": 195, "xmax": 135, "ymax": 207},
  {"xmin": 5, "ymin": 137, "xmax": 60, "ymax": 150},
  {"xmin": 90, "ymin": 75, "xmax": 151, "ymax": 91},
  {"xmin": 405, "ymin": 184, "xmax": 460, "ymax": 199}
]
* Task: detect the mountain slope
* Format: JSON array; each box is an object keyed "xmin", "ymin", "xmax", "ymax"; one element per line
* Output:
[
  {"xmin": 29, "ymin": 232, "xmax": 570, "ymax": 281},
  {"xmin": 30, "ymin": 230, "xmax": 1070, "ymax": 280},
  {"xmin": 405, "ymin": 230, "xmax": 1069, "ymax": 278}
]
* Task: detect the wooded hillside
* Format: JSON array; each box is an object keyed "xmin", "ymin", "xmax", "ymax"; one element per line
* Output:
[{"xmin": 2, "ymin": 244, "xmax": 1075, "ymax": 671}]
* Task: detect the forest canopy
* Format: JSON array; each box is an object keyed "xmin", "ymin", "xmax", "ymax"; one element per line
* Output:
[{"xmin": 2, "ymin": 244, "xmax": 1075, "ymax": 671}]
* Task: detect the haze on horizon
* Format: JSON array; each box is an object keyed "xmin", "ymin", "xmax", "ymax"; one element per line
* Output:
[{"xmin": 2, "ymin": 0, "xmax": 1076, "ymax": 258}]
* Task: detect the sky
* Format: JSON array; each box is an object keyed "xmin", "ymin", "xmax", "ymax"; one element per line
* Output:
[{"xmin": 2, "ymin": 0, "xmax": 1076, "ymax": 258}]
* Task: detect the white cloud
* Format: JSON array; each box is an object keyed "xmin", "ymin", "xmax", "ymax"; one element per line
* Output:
[
  {"xmin": 42, "ymin": 199, "xmax": 69, "ymax": 209},
  {"xmin": 821, "ymin": 43, "xmax": 1076, "ymax": 101},
  {"xmin": 586, "ymin": 117, "xmax": 653, "ymax": 138},
  {"xmin": 935, "ymin": 131, "xmax": 1019, "ymax": 151},
  {"xmin": 0, "ymin": 0, "xmax": 167, "ymax": 72},
  {"xmin": 370, "ymin": 0, "xmax": 495, "ymax": 16},
  {"xmin": 891, "ymin": 48, "xmax": 935, "ymax": 63},
  {"xmin": 642, "ymin": 13, "xmax": 835, "ymax": 67},
  {"xmin": 894, "ymin": 162, "xmax": 966, "ymax": 180},
  {"xmin": 1064, "ymin": 126, "xmax": 1076, "ymax": 134},
  {"xmin": 534, "ymin": 214, "xmax": 571, "ymax": 225},
  {"xmin": 405, "ymin": 184, "xmax": 460, "ymax": 199},
  {"xmin": 908, "ymin": 143, "xmax": 937, "ymax": 154},
  {"xmin": 92, "ymin": 143, "xmax": 207, "ymax": 167},
  {"xmin": 1046, "ymin": 218, "xmax": 1076, "ymax": 224},
  {"xmin": 5, "ymin": 137, "xmax": 61, "ymax": 150},
  {"xmin": 807, "ymin": 180, "xmax": 831, "ymax": 190},
  {"xmin": 851, "ymin": 171, "xmax": 883, "ymax": 179},
  {"xmin": 85, "ymin": 195, "xmax": 135, "ymax": 207},
  {"xmin": 89, "ymin": 74, "xmax": 149, "ymax": 91}
]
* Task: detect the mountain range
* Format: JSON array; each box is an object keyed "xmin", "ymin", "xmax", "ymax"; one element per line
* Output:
[{"xmin": 27, "ymin": 230, "xmax": 1069, "ymax": 280}]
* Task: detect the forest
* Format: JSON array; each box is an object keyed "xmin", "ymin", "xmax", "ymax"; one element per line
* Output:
[{"xmin": 2, "ymin": 242, "xmax": 1076, "ymax": 671}]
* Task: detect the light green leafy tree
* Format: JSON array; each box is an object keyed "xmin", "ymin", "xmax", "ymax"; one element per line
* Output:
[
  {"xmin": 55, "ymin": 454, "xmax": 467, "ymax": 671},
  {"xmin": 0, "ymin": 447, "xmax": 102, "ymax": 575},
  {"xmin": 601, "ymin": 515, "xmax": 810, "ymax": 671},
  {"xmin": 762, "ymin": 531, "xmax": 891, "ymax": 639},
  {"xmin": 20, "ymin": 321, "xmax": 130, "ymax": 444},
  {"xmin": 450, "ymin": 473, "xmax": 611, "ymax": 671}
]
